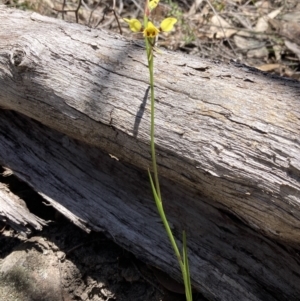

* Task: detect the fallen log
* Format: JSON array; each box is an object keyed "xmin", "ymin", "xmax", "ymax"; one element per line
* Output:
[
  {"xmin": 0, "ymin": 6, "xmax": 300, "ymax": 301},
  {"xmin": 1, "ymin": 110, "xmax": 300, "ymax": 301},
  {"xmin": 0, "ymin": 181, "xmax": 46, "ymax": 234}
]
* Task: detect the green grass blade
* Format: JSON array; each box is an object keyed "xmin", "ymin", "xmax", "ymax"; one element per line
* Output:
[
  {"xmin": 148, "ymin": 169, "xmax": 161, "ymax": 206},
  {"xmin": 183, "ymin": 230, "xmax": 193, "ymax": 301}
]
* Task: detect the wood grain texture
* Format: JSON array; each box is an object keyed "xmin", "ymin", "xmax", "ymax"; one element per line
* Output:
[
  {"xmin": 0, "ymin": 182, "xmax": 46, "ymax": 233},
  {"xmin": 0, "ymin": 7, "xmax": 299, "ymax": 245},
  {"xmin": 0, "ymin": 110, "xmax": 299, "ymax": 301},
  {"xmin": 0, "ymin": 6, "xmax": 300, "ymax": 300}
]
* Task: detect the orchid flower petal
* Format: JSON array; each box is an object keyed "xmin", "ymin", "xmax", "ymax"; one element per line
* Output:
[
  {"xmin": 160, "ymin": 17, "xmax": 177, "ymax": 32},
  {"xmin": 123, "ymin": 18, "xmax": 142, "ymax": 32},
  {"xmin": 149, "ymin": 0, "xmax": 160, "ymax": 10},
  {"xmin": 143, "ymin": 21, "xmax": 160, "ymax": 38}
]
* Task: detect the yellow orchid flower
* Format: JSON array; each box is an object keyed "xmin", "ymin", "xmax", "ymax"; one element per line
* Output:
[
  {"xmin": 149, "ymin": 0, "xmax": 159, "ymax": 10},
  {"xmin": 124, "ymin": 17, "xmax": 177, "ymax": 38},
  {"xmin": 123, "ymin": 18, "xmax": 142, "ymax": 32},
  {"xmin": 144, "ymin": 18, "xmax": 177, "ymax": 38},
  {"xmin": 143, "ymin": 21, "xmax": 160, "ymax": 38}
]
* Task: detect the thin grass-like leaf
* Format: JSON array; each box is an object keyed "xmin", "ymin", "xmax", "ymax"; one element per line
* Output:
[
  {"xmin": 148, "ymin": 171, "xmax": 183, "ymax": 266},
  {"xmin": 148, "ymin": 170, "xmax": 162, "ymax": 207},
  {"xmin": 183, "ymin": 231, "xmax": 193, "ymax": 300}
]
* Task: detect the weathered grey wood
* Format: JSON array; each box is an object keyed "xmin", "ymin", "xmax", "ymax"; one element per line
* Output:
[
  {"xmin": 0, "ymin": 7, "xmax": 300, "ymax": 245},
  {"xmin": 1, "ymin": 6, "xmax": 300, "ymax": 300},
  {"xmin": 0, "ymin": 110, "xmax": 300, "ymax": 301},
  {"xmin": 0, "ymin": 182, "xmax": 46, "ymax": 234}
]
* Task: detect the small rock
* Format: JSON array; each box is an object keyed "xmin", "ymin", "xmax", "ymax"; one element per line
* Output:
[{"xmin": 0, "ymin": 239, "xmax": 63, "ymax": 301}]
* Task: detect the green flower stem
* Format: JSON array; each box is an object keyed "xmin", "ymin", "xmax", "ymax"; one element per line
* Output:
[
  {"xmin": 144, "ymin": 11, "xmax": 192, "ymax": 301},
  {"xmin": 148, "ymin": 172, "xmax": 192, "ymax": 301},
  {"xmin": 144, "ymin": 14, "xmax": 161, "ymax": 199},
  {"xmin": 147, "ymin": 44, "xmax": 162, "ymax": 200}
]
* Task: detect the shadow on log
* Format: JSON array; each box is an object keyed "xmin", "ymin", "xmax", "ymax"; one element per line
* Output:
[{"xmin": 0, "ymin": 6, "xmax": 300, "ymax": 301}]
